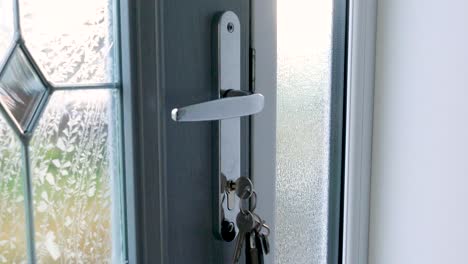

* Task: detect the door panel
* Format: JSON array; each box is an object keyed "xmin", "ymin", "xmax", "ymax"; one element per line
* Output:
[
  {"xmin": 164, "ymin": 0, "xmax": 249, "ymax": 263},
  {"xmin": 121, "ymin": 0, "xmax": 251, "ymax": 261}
]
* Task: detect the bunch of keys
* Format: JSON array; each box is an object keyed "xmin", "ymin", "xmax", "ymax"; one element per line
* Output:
[{"xmin": 227, "ymin": 176, "xmax": 271, "ymax": 264}]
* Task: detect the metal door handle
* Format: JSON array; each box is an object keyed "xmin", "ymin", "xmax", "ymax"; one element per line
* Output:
[
  {"xmin": 171, "ymin": 91, "xmax": 264, "ymax": 122},
  {"xmin": 170, "ymin": 11, "xmax": 261, "ymax": 241}
]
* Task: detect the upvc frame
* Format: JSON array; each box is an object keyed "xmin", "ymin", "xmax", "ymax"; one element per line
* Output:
[
  {"xmin": 250, "ymin": 0, "xmax": 276, "ymax": 263},
  {"xmin": 119, "ymin": 0, "xmax": 166, "ymax": 262},
  {"xmin": 342, "ymin": 0, "xmax": 377, "ymax": 263}
]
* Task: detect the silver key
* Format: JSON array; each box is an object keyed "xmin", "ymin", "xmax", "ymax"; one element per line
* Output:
[
  {"xmin": 260, "ymin": 232, "xmax": 270, "ymax": 255},
  {"xmin": 233, "ymin": 211, "xmax": 254, "ymax": 263},
  {"xmin": 249, "ymin": 212, "xmax": 270, "ymax": 256},
  {"xmin": 257, "ymin": 221, "xmax": 271, "ymax": 255},
  {"xmin": 246, "ymin": 231, "xmax": 261, "ymax": 264},
  {"xmin": 235, "ymin": 177, "xmax": 254, "ymax": 199},
  {"xmin": 227, "ymin": 177, "xmax": 254, "ymax": 210}
]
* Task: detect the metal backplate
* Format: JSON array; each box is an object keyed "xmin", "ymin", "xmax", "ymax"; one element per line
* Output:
[{"xmin": 214, "ymin": 11, "xmax": 241, "ymax": 239}]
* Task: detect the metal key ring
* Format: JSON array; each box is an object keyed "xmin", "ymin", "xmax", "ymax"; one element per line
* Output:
[
  {"xmin": 239, "ymin": 190, "xmax": 257, "ymax": 214},
  {"xmin": 249, "ymin": 191, "xmax": 257, "ymax": 212},
  {"xmin": 261, "ymin": 223, "xmax": 271, "ymax": 236},
  {"xmin": 250, "ymin": 212, "xmax": 268, "ymax": 234},
  {"xmin": 252, "ymin": 212, "xmax": 264, "ymax": 232}
]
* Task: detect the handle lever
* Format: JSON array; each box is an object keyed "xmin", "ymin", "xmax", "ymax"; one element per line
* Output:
[{"xmin": 171, "ymin": 92, "xmax": 264, "ymax": 122}]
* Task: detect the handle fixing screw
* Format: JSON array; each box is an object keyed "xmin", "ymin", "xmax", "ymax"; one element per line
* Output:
[{"xmin": 227, "ymin": 22, "xmax": 234, "ymax": 33}]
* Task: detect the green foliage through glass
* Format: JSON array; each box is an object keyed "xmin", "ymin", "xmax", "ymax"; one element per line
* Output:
[
  {"xmin": 0, "ymin": 115, "xmax": 27, "ymax": 263},
  {"xmin": 30, "ymin": 90, "xmax": 121, "ymax": 263}
]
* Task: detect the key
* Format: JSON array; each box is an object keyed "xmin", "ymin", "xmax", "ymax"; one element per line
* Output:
[
  {"xmin": 258, "ymin": 223, "xmax": 271, "ymax": 255},
  {"xmin": 227, "ymin": 177, "xmax": 254, "ymax": 210},
  {"xmin": 254, "ymin": 230, "xmax": 265, "ymax": 264},
  {"xmin": 233, "ymin": 211, "xmax": 254, "ymax": 263},
  {"xmin": 245, "ymin": 212, "xmax": 265, "ymax": 264},
  {"xmin": 235, "ymin": 176, "xmax": 254, "ymax": 200},
  {"xmin": 246, "ymin": 230, "xmax": 267, "ymax": 264},
  {"xmin": 245, "ymin": 232, "xmax": 259, "ymax": 264},
  {"xmin": 250, "ymin": 212, "xmax": 270, "ymax": 256},
  {"xmin": 260, "ymin": 233, "xmax": 270, "ymax": 255}
]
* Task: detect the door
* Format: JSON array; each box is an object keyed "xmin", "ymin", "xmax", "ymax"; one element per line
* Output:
[
  {"xmin": 121, "ymin": 0, "xmax": 256, "ymax": 263},
  {"xmin": 0, "ymin": 0, "xmax": 257, "ymax": 262},
  {"xmin": 164, "ymin": 3, "xmax": 251, "ymax": 263},
  {"xmin": 0, "ymin": 0, "xmax": 348, "ymax": 262},
  {"xmin": 123, "ymin": 0, "xmax": 348, "ymax": 263}
]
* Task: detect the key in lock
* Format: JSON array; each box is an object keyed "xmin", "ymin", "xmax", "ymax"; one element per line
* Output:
[{"xmin": 225, "ymin": 176, "xmax": 254, "ymax": 210}]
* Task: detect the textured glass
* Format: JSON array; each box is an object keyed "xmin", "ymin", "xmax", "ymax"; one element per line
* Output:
[
  {"xmin": 276, "ymin": 0, "xmax": 333, "ymax": 263},
  {"xmin": 0, "ymin": 115, "xmax": 27, "ymax": 263},
  {"xmin": 0, "ymin": 0, "xmax": 14, "ymax": 65},
  {"xmin": 30, "ymin": 90, "xmax": 121, "ymax": 263},
  {"xmin": 0, "ymin": 48, "xmax": 47, "ymax": 132},
  {"xmin": 20, "ymin": 0, "xmax": 115, "ymax": 85}
]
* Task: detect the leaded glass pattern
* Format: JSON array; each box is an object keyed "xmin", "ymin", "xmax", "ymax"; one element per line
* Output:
[
  {"xmin": 0, "ymin": 0, "xmax": 14, "ymax": 65},
  {"xmin": 0, "ymin": 115, "xmax": 27, "ymax": 263},
  {"xmin": 0, "ymin": 0, "xmax": 124, "ymax": 262},
  {"xmin": 19, "ymin": 0, "xmax": 115, "ymax": 85},
  {"xmin": 30, "ymin": 90, "xmax": 120, "ymax": 263},
  {"xmin": 0, "ymin": 48, "xmax": 47, "ymax": 133}
]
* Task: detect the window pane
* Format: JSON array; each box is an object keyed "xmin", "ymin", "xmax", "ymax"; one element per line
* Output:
[
  {"xmin": 0, "ymin": 48, "xmax": 47, "ymax": 133},
  {"xmin": 30, "ymin": 90, "xmax": 122, "ymax": 263},
  {"xmin": 276, "ymin": 0, "xmax": 333, "ymax": 263},
  {"xmin": 19, "ymin": 0, "xmax": 115, "ymax": 85},
  {"xmin": 0, "ymin": 115, "xmax": 27, "ymax": 263},
  {"xmin": 0, "ymin": 0, "xmax": 14, "ymax": 65}
]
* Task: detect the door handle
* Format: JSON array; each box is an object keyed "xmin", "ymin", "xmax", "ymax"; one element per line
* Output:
[
  {"xmin": 170, "ymin": 11, "xmax": 262, "ymax": 241},
  {"xmin": 171, "ymin": 91, "xmax": 264, "ymax": 122}
]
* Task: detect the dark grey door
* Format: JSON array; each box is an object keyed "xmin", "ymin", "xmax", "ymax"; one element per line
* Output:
[
  {"xmin": 122, "ymin": 0, "xmax": 252, "ymax": 263},
  {"xmin": 165, "ymin": 1, "xmax": 250, "ymax": 263}
]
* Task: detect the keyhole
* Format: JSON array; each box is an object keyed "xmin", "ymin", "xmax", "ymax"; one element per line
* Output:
[{"xmin": 227, "ymin": 22, "xmax": 234, "ymax": 33}]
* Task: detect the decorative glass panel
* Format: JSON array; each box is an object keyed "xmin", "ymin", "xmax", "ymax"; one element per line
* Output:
[
  {"xmin": 19, "ymin": 0, "xmax": 115, "ymax": 85},
  {"xmin": 0, "ymin": 115, "xmax": 27, "ymax": 263},
  {"xmin": 30, "ymin": 90, "xmax": 122, "ymax": 263},
  {"xmin": 0, "ymin": 48, "xmax": 47, "ymax": 133},
  {"xmin": 276, "ymin": 0, "xmax": 333, "ymax": 263},
  {"xmin": 0, "ymin": 0, "xmax": 14, "ymax": 65}
]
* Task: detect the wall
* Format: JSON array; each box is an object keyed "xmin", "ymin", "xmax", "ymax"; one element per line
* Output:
[{"xmin": 369, "ymin": 0, "xmax": 468, "ymax": 263}]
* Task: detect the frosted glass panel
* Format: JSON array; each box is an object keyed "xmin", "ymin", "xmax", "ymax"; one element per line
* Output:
[
  {"xmin": 0, "ymin": 0, "xmax": 14, "ymax": 65},
  {"xmin": 0, "ymin": 48, "xmax": 47, "ymax": 132},
  {"xmin": 0, "ymin": 115, "xmax": 27, "ymax": 263},
  {"xmin": 276, "ymin": 0, "xmax": 333, "ymax": 263},
  {"xmin": 30, "ymin": 90, "xmax": 121, "ymax": 263},
  {"xmin": 20, "ymin": 0, "xmax": 115, "ymax": 85}
]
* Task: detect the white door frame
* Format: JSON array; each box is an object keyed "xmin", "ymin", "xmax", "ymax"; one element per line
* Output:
[
  {"xmin": 342, "ymin": 0, "xmax": 377, "ymax": 263},
  {"xmin": 252, "ymin": 0, "xmax": 378, "ymax": 263}
]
